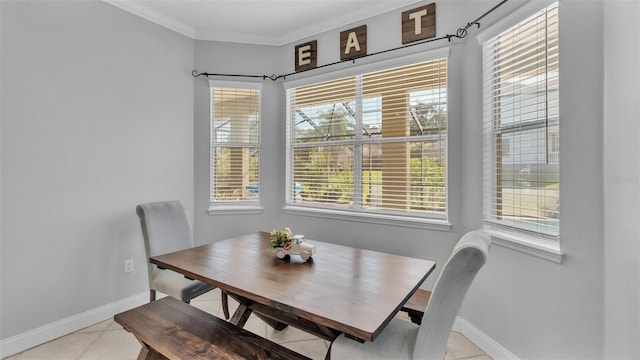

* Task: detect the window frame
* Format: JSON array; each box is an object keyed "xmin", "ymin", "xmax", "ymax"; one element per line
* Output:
[
  {"xmin": 477, "ymin": 0, "xmax": 564, "ymax": 262},
  {"xmin": 208, "ymin": 80, "xmax": 263, "ymax": 215},
  {"xmin": 283, "ymin": 49, "xmax": 451, "ymax": 231}
]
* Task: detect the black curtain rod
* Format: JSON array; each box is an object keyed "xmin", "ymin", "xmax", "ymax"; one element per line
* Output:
[{"xmin": 192, "ymin": 0, "xmax": 508, "ymax": 81}]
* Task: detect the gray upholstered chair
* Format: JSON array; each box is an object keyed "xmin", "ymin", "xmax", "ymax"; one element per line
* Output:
[
  {"xmin": 136, "ymin": 201, "xmax": 229, "ymax": 319},
  {"xmin": 328, "ymin": 230, "xmax": 491, "ymax": 360}
]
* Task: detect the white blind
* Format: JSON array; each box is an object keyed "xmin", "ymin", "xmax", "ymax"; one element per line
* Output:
[
  {"xmin": 482, "ymin": 2, "xmax": 559, "ymax": 236},
  {"xmin": 210, "ymin": 82, "xmax": 261, "ymax": 205},
  {"xmin": 286, "ymin": 58, "xmax": 447, "ymax": 218}
]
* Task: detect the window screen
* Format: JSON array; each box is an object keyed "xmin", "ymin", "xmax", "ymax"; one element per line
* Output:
[{"xmin": 286, "ymin": 58, "xmax": 448, "ymax": 220}]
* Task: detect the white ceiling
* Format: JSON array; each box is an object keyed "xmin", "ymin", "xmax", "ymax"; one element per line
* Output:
[{"xmin": 104, "ymin": 0, "xmax": 424, "ymax": 46}]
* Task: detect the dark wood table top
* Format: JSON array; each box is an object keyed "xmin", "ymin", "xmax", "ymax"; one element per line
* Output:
[{"xmin": 150, "ymin": 232, "xmax": 436, "ymax": 342}]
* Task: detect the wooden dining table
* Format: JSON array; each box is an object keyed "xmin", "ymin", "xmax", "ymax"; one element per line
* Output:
[{"xmin": 150, "ymin": 232, "xmax": 436, "ymax": 343}]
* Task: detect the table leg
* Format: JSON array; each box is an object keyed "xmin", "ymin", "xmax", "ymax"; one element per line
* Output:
[
  {"xmin": 228, "ymin": 293, "xmax": 290, "ymax": 331},
  {"xmin": 226, "ymin": 292, "xmax": 341, "ymax": 341},
  {"xmin": 230, "ymin": 303, "xmax": 253, "ymax": 327},
  {"xmin": 253, "ymin": 312, "xmax": 289, "ymax": 331},
  {"xmin": 344, "ymin": 333, "xmax": 366, "ymax": 343},
  {"xmin": 136, "ymin": 341, "xmax": 168, "ymax": 360}
]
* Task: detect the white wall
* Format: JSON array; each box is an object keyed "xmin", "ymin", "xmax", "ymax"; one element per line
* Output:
[
  {"xmin": 1, "ymin": 0, "xmax": 194, "ymax": 343},
  {"xmin": 603, "ymin": 1, "xmax": 640, "ymax": 358}
]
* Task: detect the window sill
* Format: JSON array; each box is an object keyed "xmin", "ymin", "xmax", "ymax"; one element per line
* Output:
[
  {"xmin": 484, "ymin": 228, "xmax": 564, "ymax": 263},
  {"xmin": 283, "ymin": 205, "xmax": 452, "ymax": 231},
  {"xmin": 207, "ymin": 205, "xmax": 263, "ymax": 215}
]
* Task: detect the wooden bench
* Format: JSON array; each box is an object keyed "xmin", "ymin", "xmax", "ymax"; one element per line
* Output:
[
  {"xmin": 400, "ymin": 289, "xmax": 431, "ymax": 325},
  {"xmin": 114, "ymin": 296, "xmax": 311, "ymax": 360}
]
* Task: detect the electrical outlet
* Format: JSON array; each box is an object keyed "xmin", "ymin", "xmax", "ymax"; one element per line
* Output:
[{"xmin": 124, "ymin": 259, "xmax": 134, "ymax": 273}]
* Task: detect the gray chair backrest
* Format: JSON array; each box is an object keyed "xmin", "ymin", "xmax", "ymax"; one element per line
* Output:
[
  {"xmin": 413, "ymin": 230, "xmax": 491, "ymax": 360},
  {"xmin": 136, "ymin": 201, "xmax": 194, "ymax": 281}
]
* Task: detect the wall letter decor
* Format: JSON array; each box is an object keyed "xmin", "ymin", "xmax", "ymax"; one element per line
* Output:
[
  {"xmin": 402, "ymin": 3, "xmax": 436, "ymax": 44},
  {"xmin": 295, "ymin": 40, "xmax": 317, "ymax": 72},
  {"xmin": 340, "ymin": 25, "xmax": 367, "ymax": 60}
]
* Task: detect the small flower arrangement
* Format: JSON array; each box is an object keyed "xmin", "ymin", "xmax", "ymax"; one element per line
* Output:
[{"xmin": 269, "ymin": 227, "xmax": 293, "ymax": 250}]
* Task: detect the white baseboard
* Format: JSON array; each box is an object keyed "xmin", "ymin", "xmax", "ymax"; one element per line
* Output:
[
  {"xmin": 1, "ymin": 297, "xmax": 512, "ymax": 360},
  {"xmin": 0, "ymin": 292, "xmax": 147, "ymax": 358},
  {"xmin": 454, "ymin": 316, "xmax": 519, "ymax": 360}
]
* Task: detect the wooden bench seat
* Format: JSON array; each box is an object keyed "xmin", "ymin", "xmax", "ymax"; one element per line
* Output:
[
  {"xmin": 400, "ymin": 289, "xmax": 431, "ymax": 325},
  {"xmin": 114, "ymin": 296, "xmax": 311, "ymax": 360}
]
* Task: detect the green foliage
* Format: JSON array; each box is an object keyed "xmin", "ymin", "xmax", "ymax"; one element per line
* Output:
[
  {"xmin": 294, "ymin": 150, "xmax": 445, "ymax": 211},
  {"xmin": 410, "ymin": 157, "xmax": 445, "ymax": 211},
  {"xmin": 292, "ymin": 100, "xmax": 446, "ymax": 211},
  {"xmin": 269, "ymin": 228, "xmax": 292, "ymax": 248},
  {"xmin": 213, "ymin": 147, "xmax": 259, "ymax": 200}
]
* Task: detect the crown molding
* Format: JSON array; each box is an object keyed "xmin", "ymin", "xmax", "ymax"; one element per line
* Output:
[
  {"xmin": 103, "ymin": 0, "xmax": 196, "ymax": 39},
  {"xmin": 103, "ymin": 0, "xmax": 425, "ymax": 46}
]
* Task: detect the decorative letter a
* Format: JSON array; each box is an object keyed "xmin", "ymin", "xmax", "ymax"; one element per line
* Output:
[{"xmin": 344, "ymin": 32, "xmax": 361, "ymax": 55}]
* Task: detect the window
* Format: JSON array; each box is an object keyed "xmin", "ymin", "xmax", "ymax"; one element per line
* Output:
[
  {"xmin": 482, "ymin": 2, "xmax": 559, "ymax": 238},
  {"xmin": 209, "ymin": 81, "xmax": 261, "ymax": 213},
  {"xmin": 285, "ymin": 57, "xmax": 448, "ymax": 225}
]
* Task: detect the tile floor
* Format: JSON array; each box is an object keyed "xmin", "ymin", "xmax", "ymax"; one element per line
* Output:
[{"xmin": 3, "ymin": 289, "xmax": 491, "ymax": 360}]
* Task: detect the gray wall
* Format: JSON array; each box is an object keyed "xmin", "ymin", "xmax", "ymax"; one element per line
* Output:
[
  {"xmin": 192, "ymin": 40, "xmax": 286, "ymax": 243},
  {"xmin": 191, "ymin": 0, "xmax": 471, "ymax": 292},
  {"xmin": 189, "ymin": 36, "xmax": 452, "ymax": 278},
  {"xmin": 192, "ymin": 1, "xmax": 617, "ymax": 359},
  {"xmin": 1, "ymin": 0, "xmax": 194, "ymax": 339},
  {"xmin": 603, "ymin": 1, "xmax": 640, "ymax": 358},
  {"xmin": 460, "ymin": 1, "xmax": 606, "ymax": 358}
]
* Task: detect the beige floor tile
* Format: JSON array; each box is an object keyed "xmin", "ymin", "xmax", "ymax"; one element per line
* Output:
[
  {"xmin": 267, "ymin": 324, "xmax": 319, "ymax": 343},
  {"xmin": 463, "ymin": 355, "xmax": 493, "ymax": 360},
  {"xmin": 78, "ymin": 330, "xmax": 140, "ymax": 360},
  {"xmin": 447, "ymin": 331, "xmax": 484, "ymax": 359},
  {"xmin": 75, "ymin": 320, "xmax": 112, "ymax": 334},
  {"xmin": 106, "ymin": 321, "xmax": 123, "ymax": 332},
  {"xmin": 190, "ymin": 299, "xmax": 220, "ymax": 315},
  {"xmin": 279, "ymin": 339, "xmax": 329, "ymax": 360},
  {"xmin": 215, "ymin": 296, "xmax": 240, "ymax": 318},
  {"xmin": 242, "ymin": 314, "xmax": 269, "ymax": 338},
  {"xmin": 445, "ymin": 349, "xmax": 457, "ymax": 360},
  {"xmin": 13, "ymin": 332, "xmax": 101, "ymax": 360},
  {"xmin": 193, "ymin": 287, "xmax": 222, "ymax": 301}
]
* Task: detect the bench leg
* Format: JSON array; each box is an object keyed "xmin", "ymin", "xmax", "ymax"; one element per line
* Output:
[
  {"xmin": 149, "ymin": 290, "xmax": 156, "ymax": 302},
  {"xmin": 137, "ymin": 342, "xmax": 168, "ymax": 360}
]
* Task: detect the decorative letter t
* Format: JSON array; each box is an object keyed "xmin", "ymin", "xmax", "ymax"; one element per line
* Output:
[{"xmin": 409, "ymin": 9, "xmax": 428, "ymax": 35}]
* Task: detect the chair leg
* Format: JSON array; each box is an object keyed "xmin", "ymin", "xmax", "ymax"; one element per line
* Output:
[
  {"xmin": 221, "ymin": 290, "xmax": 230, "ymax": 320},
  {"xmin": 149, "ymin": 289, "xmax": 156, "ymax": 302},
  {"xmin": 324, "ymin": 341, "xmax": 333, "ymax": 360},
  {"xmin": 408, "ymin": 311, "xmax": 423, "ymax": 325}
]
